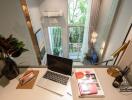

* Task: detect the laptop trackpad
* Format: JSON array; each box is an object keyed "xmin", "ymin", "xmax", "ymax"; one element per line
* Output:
[{"xmin": 37, "ymin": 78, "xmax": 67, "ymax": 96}]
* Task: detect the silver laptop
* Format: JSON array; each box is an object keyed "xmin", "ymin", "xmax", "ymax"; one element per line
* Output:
[{"xmin": 37, "ymin": 54, "xmax": 73, "ymax": 96}]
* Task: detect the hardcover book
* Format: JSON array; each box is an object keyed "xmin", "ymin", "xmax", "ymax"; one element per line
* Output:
[{"xmin": 75, "ymin": 69, "xmax": 104, "ymax": 98}]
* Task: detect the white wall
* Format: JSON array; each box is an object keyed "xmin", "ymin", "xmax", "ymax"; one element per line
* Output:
[
  {"xmin": 104, "ymin": 0, "xmax": 132, "ymax": 61},
  {"xmin": 0, "ymin": 0, "xmax": 38, "ymax": 66},
  {"xmin": 118, "ymin": 40, "xmax": 132, "ymax": 84},
  {"xmin": 26, "ymin": 0, "xmax": 42, "ymax": 33},
  {"xmin": 39, "ymin": 0, "xmax": 69, "ymax": 57},
  {"xmin": 26, "ymin": 0, "xmax": 45, "ymax": 52},
  {"xmin": 39, "ymin": 0, "xmax": 67, "ymax": 21},
  {"xmin": 95, "ymin": 0, "xmax": 119, "ymax": 58},
  {"xmin": 96, "ymin": 0, "xmax": 113, "ymax": 49}
]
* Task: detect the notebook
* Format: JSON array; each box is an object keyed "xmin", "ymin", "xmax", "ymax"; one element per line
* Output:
[
  {"xmin": 75, "ymin": 69, "xmax": 104, "ymax": 98},
  {"xmin": 37, "ymin": 54, "xmax": 73, "ymax": 96}
]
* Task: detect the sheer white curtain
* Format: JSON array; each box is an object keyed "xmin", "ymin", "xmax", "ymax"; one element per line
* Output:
[
  {"xmin": 89, "ymin": 0, "xmax": 101, "ymax": 35},
  {"xmin": 81, "ymin": 0, "xmax": 101, "ymax": 61}
]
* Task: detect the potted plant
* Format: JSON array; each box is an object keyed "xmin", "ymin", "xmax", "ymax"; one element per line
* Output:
[
  {"xmin": 0, "ymin": 34, "xmax": 28, "ymax": 80},
  {"xmin": 53, "ymin": 47, "xmax": 60, "ymax": 56}
]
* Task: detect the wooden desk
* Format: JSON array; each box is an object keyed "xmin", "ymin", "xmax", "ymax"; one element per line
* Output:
[{"xmin": 0, "ymin": 68, "xmax": 132, "ymax": 100}]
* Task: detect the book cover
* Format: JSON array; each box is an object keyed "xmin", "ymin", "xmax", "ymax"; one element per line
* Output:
[
  {"xmin": 78, "ymin": 83, "xmax": 97, "ymax": 95},
  {"xmin": 75, "ymin": 69, "xmax": 104, "ymax": 98}
]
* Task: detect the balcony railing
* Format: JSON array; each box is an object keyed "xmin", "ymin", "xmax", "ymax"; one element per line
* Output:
[{"xmin": 69, "ymin": 43, "xmax": 82, "ymax": 60}]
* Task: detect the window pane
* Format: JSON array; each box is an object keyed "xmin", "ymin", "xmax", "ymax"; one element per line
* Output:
[
  {"xmin": 68, "ymin": 0, "xmax": 88, "ymax": 61},
  {"xmin": 69, "ymin": 26, "xmax": 84, "ymax": 60},
  {"xmin": 48, "ymin": 27, "xmax": 63, "ymax": 56},
  {"xmin": 68, "ymin": 0, "xmax": 88, "ymax": 25}
]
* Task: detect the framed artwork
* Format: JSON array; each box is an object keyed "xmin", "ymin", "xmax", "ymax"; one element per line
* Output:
[{"xmin": 35, "ymin": 28, "xmax": 46, "ymax": 60}]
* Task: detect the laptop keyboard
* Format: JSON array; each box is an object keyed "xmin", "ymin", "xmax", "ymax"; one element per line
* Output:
[{"xmin": 43, "ymin": 71, "xmax": 69, "ymax": 85}]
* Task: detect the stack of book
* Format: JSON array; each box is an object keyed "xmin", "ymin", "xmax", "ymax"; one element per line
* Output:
[{"xmin": 75, "ymin": 69, "xmax": 104, "ymax": 98}]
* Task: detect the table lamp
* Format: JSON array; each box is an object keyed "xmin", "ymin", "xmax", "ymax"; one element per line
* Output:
[{"xmin": 107, "ymin": 41, "xmax": 130, "ymax": 77}]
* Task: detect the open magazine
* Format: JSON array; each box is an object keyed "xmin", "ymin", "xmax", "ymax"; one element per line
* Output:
[{"xmin": 75, "ymin": 69, "xmax": 104, "ymax": 98}]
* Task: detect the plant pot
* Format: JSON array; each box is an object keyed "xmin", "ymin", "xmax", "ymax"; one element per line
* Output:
[
  {"xmin": 0, "ymin": 60, "xmax": 5, "ymax": 78},
  {"xmin": 2, "ymin": 57, "xmax": 19, "ymax": 80}
]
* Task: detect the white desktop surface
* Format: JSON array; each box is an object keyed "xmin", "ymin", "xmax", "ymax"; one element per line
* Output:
[
  {"xmin": 0, "ymin": 68, "xmax": 72, "ymax": 100},
  {"xmin": 71, "ymin": 68, "xmax": 132, "ymax": 100},
  {"xmin": 0, "ymin": 68, "xmax": 132, "ymax": 100}
]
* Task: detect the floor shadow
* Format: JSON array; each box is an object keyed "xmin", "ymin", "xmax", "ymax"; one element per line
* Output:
[{"xmin": 0, "ymin": 76, "xmax": 10, "ymax": 87}]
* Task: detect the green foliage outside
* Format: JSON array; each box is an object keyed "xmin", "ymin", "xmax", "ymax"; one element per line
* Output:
[
  {"xmin": 68, "ymin": 0, "xmax": 88, "ymax": 54},
  {"xmin": 68, "ymin": 0, "xmax": 88, "ymax": 25},
  {"xmin": 49, "ymin": 27, "xmax": 62, "ymax": 56},
  {"xmin": 69, "ymin": 26, "xmax": 84, "ymax": 43},
  {"xmin": 49, "ymin": 0, "xmax": 88, "ymax": 58}
]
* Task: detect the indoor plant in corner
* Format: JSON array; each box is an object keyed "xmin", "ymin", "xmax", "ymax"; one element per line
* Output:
[{"xmin": 0, "ymin": 34, "xmax": 28, "ymax": 80}]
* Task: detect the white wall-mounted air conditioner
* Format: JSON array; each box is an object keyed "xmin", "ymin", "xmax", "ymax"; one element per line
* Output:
[{"xmin": 41, "ymin": 10, "xmax": 63, "ymax": 17}]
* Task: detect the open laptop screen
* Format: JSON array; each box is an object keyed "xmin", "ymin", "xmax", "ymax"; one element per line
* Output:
[{"xmin": 47, "ymin": 54, "xmax": 73, "ymax": 75}]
